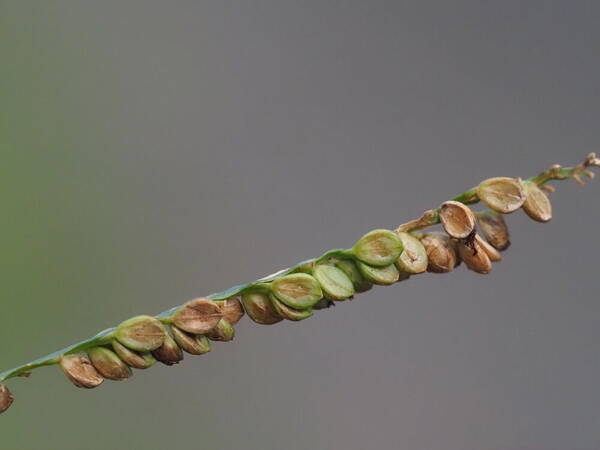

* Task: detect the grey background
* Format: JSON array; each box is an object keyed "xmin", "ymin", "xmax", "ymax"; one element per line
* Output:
[{"xmin": 1, "ymin": 1, "xmax": 600, "ymax": 449}]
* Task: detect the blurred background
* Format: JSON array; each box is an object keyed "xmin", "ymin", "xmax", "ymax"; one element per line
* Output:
[{"xmin": 1, "ymin": 2, "xmax": 599, "ymax": 449}]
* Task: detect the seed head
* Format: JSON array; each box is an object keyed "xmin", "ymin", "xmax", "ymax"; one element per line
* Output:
[
  {"xmin": 419, "ymin": 233, "xmax": 458, "ymax": 273},
  {"xmin": 456, "ymin": 239, "xmax": 493, "ymax": 274},
  {"xmin": 171, "ymin": 298, "xmax": 223, "ymax": 334},
  {"xmin": 111, "ymin": 341, "xmax": 156, "ymax": 369},
  {"xmin": 475, "ymin": 234, "xmax": 502, "ymax": 262},
  {"xmin": 522, "ymin": 181, "xmax": 552, "ymax": 222},
  {"xmin": 334, "ymin": 259, "xmax": 373, "ymax": 293},
  {"xmin": 0, "ymin": 385, "xmax": 14, "ymax": 415},
  {"xmin": 395, "ymin": 232, "xmax": 428, "ymax": 274},
  {"xmin": 241, "ymin": 291, "xmax": 283, "ymax": 325},
  {"xmin": 151, "ymin": 327, "xmax": 184, "ymax": 365},
  {"xmin": 59, "ymin": 354, "xmax": 105, "ymax": 388},
  {"xmin": 439, "ymin": 201, "xmax": 477, "ymax": 239},
  {"xmin": 87, "ymin": 347, "xmax": 132, "ymax": 381},
  {"xmin": 115, "ymin": 315, "xmax": 166, "ymax": 352},
  {"xmin": 356, "ymin": 261, "xmax": 400, "ymax": 285},
  {"xmin": 171, "ymin": 326, "xmax": 211, "ymax": 355},
  {"xmin": 476, "ymin": 177, "xmax": 526, "ymax": 214},
  {"xmin": 477, "ymin": 212, "xmax": 511, "ymax": 251},
  {"xmin": 206, "ymin": 318, "xmax": 235, "ymax": 342},
  {"xmin": 353, "ymin": 229, "xmax": 404, "ymax": 267},
  {"xmin": 271, "ymin": 273, "xmax": 323, "ymax": 309},
  {"xmin": 269, "ymin": 294, "xmax": 314, "ymax": 321},
  {"xmin": 313, "ymin": 264, "xmax": 355, "ymax": 301},
  {"xmin": 214, "ymin": 298, "xmax": 245, "ymax": 325}
]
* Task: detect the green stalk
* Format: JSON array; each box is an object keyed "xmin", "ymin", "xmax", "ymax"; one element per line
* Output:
[{"xmin": 2, "ymin": 153, "xmax": 598, "ymax": 383}]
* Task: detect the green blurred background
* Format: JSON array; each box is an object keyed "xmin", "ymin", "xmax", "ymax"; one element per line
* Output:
[{"xmin": 1, "ymin": 2, "xmax": 600, "ymax": 449}]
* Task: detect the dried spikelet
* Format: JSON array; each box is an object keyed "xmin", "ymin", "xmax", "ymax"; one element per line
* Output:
[
  {"xmin": 353, "ymin": 229, "xmax": 404, "ymax": 266},
  {"xmin": 313, "ymin": 264, "xmax": 355, "ymax": 301},
  {"xmin": 0, "ymin": 385, "xmax": 14, "ymax": 415},
  {"xmin": 115, "ymin": 315, "xmax": 166, "ymax": 352},
  {"xmin": 206, "ymin": 319, "xmax": 235, "ymax": 342},
  {"xmin": 475, "ymin": 234, "xmax": 502, "ymax": 262},
  {"xmin": 456, "ymin": 239, "xmax": 493, "ymax": 274},
  {"xmin": 476, "ymin": 177, "xmax": 525, "ymax": 214},
  {"xmin": 60, "ymin": 354, "xmax": 105, "ymax": 388},
  {"xmin": 522, "ymin": 181, "xmax": 552, "ymax": 222},
  {"xmin": 477, "ymin": 212, "xmax": 511, "ymax": 251},
  {"xmin": 171, "ymin": 326, "xmax": 211, "ymax": 355},
  {"xmin": 419, "ymin": 233, "xmax": 458, "ymax": 273},
  {"xmin": 214, "ymin": 298, "xmax": 245, "ymax": 325},
  {"xmin": 152, "ymin": 328, "xmax": 184, "ymax": 366},
  {"xmin": 87, "ymin": 347, "xmax": 132, "ymax": 381},
  {"xmin": 241, "ymin": 291, "xmax": 283, "ymax": 325},
  {"xmin": 395, "ymin": 232, "xmax": 428, "ymax": 274},
  {"xmin": 172, "ymin": 298, "xmax": 223, "ymax": 334},
  {"xmin": 439, "ymin": 201, "xmax": 476, "ymax": 239},
  {"xmin": 111, "ymin": 341, "xmax": 156, "ymax": 369}
]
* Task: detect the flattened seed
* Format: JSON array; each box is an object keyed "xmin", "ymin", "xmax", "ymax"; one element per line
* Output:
[
  {"xmin": 356, "ymin": 261, "xmax": 400, "ymax": 285},
  {"xmin": 420, "ymin": 233, "xmax": 458, "ymax": 273},
  {"xmin": 476, "ymin": 177, "xmax": 525, "ymax": 214},
  {"xmin": 87, "ymin": 347, "xmax": 132, "ymax": 381},
  {"xmin": 115, "ymin": 315, "xmax": 166, "ymax": 352},
  {"xmin": 152, "ymin": 328, "xmax": 184, "ymax": 365},
  {"xmin": 206, "ymin": 318, "xmax": 235, "ymax": 342},
  {"xmin": 334, "ymin": 259, "xmax": 373, "ymax": 293},
  {"xmin": 241, "ymin": 291, "xmax": 283, "ymax": 325},
  {"xmin": 60, "ymin": 354, "xmax": 105, "ymax": 388},
  {"xmin": 457, "ymin": 239, "xmax": 493, "ymax": 274},
  {"xmin": 271, "ymin": 273, "xmax": 323, "ymax": 309},
  {"xmin": 171, "ymin": 326, "xmax": 211, "ymax": 355},
  {"xmin": 522, "ymin": 181, "xmax": 552, "ymax": 222},
  {"xmin": 353, "ymin": 229, "xmax": 404, "ymax": 266},
  {"xmin": 477, "ymin": 213, "xmax": 511, "ymax": 251},
  {"xmin": 395, "ymin": 232, "xmax": 428, "ymax": 274},
  {"xmin": 439, "ymin": 201, "xmax": 477, "ymax": 239},
  {"xmin": 313, "ymin": 264, "xmax": 355, "ymax": 301},
  {"xmin": 475, "ymin": 234, "xmax": 502, "ymax": 262},
  {"xmin": 172, "ymin": 298, "xmax": 223, "ymax": 334},
  {"xmin": 0, "ymin": 385, "xmax": 14, "ymax": 415},
  {"xmin": 215, "ymin": 298, "xmax": 245, "ymax": 325},
  {"xmin": 270, "ymin": 294, "xmax": 314, "ymax": 321},
  {"xmin": 112, "ymin": 341, "xmax": 156, "ymax": 369}
]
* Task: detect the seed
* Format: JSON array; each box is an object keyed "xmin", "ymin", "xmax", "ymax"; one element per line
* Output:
[
  {"xmin": 0, "ymin": 385, "xmax": 14, "ymax": 415},
  {"xmin": 111, "ymin": 341, "xmax": 156, "ymax": 369},
  {"xmin": 241, "ymin": 291, "xmax": 283, "ymax": 325},
  {"xmin": 214, "ymin": 297, "xmax": 245, "ymax": 325},
  {"xmin": 171, "ymin": 298, "xmax": 223, "ymax": 334},
  {"xmin": 356, "ymin": 261, "xmax": 400, "ymax": 285},
  {"xmin": 114, "ymin": 315, "xmax": 166, "ymax": 352},
  {"xmin": 475, "ymin": 234, "xmax": 502, "ymax": 262},
  {"xmin": 395, "ymin": 232, "xmax": 428, "ymax": 274},
  {"xmin": 151, "ymin": 327, "xmax": 184, "ymax": 365},
  {"xmin": 171, "ymin": 326, "xmax": 211, "ymax": 354},
  {"xmin": 439, "ymin": 201, "xmax": 477, "ymax": 239},
  {"xmin": 522, "ymin": 181, "xmax": 552, "ymax": 222},
  {"xmin": 476, "ymin": 177, "xmax": 526, "ymax": 213},
  {"xmin": 334, "ymin": 259, "xmax": 373, "ymax": 293},
  {"xmin": 206, "ymin": 319, "xmax": 235, "ymax": 342},
  {"xmin": 477, "ymin": 212, "xmax": 510, "ymax": 251},
  {"xmin": 419, "ymin": 233, "xmax": 458, "ymax": 273},
  {"xmin": 271, "ymin": 273, "xmax": 323, "ymax": 309},
  {"xmin": 59, "ymin": 354, "xmax": 105, "ymax": 388},
  {"xmin": 87, "ymin": 347, "xmax": 132, "ymax": 381},
  {"xmin": 269, "ymin": 294, "xmax": 314, "ymax": 321},
  {"xmin": 352, "ymin": 229, "xmax": 404, "ymax": 266},
  {"xmin": 313, "ymin": 264, "xmax": 355, "ymax": 301},
  {"xmin": 456, "ymin": 239, "xmax": 492, "ymax": 274}
]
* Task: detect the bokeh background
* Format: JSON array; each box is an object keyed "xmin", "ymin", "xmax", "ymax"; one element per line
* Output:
[{"xmin": 1, "ymin": 2, "xmax": 600, "ymax": 449}]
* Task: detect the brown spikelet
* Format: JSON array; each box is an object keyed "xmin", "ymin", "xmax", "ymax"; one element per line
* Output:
[
  {"xmin": 60, "ymin": 354, "xmax": 105, "ymax": 388},
  {"xmin": 171, "ymin": 298, "xmax": 223, "ymax": 334}
]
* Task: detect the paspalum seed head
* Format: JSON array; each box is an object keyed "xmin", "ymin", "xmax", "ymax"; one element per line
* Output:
[
  {"xmin": 87, "ymin": 347, "xmax": 132, "ymax": 381},
  {"xmin": 115, "ymin": 315, "xmax": 167, "ymax": 352},
  {"xmin": 439, "ymin": 201, "xmax": 477, "ymax": 239},
  {"xmin": 171, "ymin": 298, "xmax": 223, "ymax": 334},
  {"xmin": 313, "ymin": 264, "xmax": 355, "ymax": 301},
  {"xmin": 59, "ymin": 354, "xmax": 105, "ymax": 388},
  {"xmin": 353, "ymin": 229, "xmax": 404, "ymax": 267},
  {"xmin": 395, "ymin": 232, "xmax": 428, "ymax": 274},
  {"xmin": 0, "ymin": 385, "xmax": 14, "ymax": 415},
  {"xmin": 151, "ymin": 327, "xmax": 184, "ymax": 365},
  {"xmin": 419, "ymin": 233, "xmax": 458, "ymax": 273},
  {"xmin": 522, "ymin": 181, "xmax": 552, "ymax": 222},
  {"xmin": 171, "ymin": 326, "xmax": 211, "ymax": 355},
  {"xmin": 111, "ymin": 341, "xmax": 156, "ymax": 369},
  {"xmin": 476, "ymin": 177, "xmax": 526, "ymax": 214},
  {"xmin": 241, "ymin": 291, "xmax": 283, "ymax": 325},
  {"xmin": 271, "ymin": 273, "xmax": 323, "ymax": 309},
  {"xmin": 477, "ymin": 212, "xmax": 511, "ymax": 251}
]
